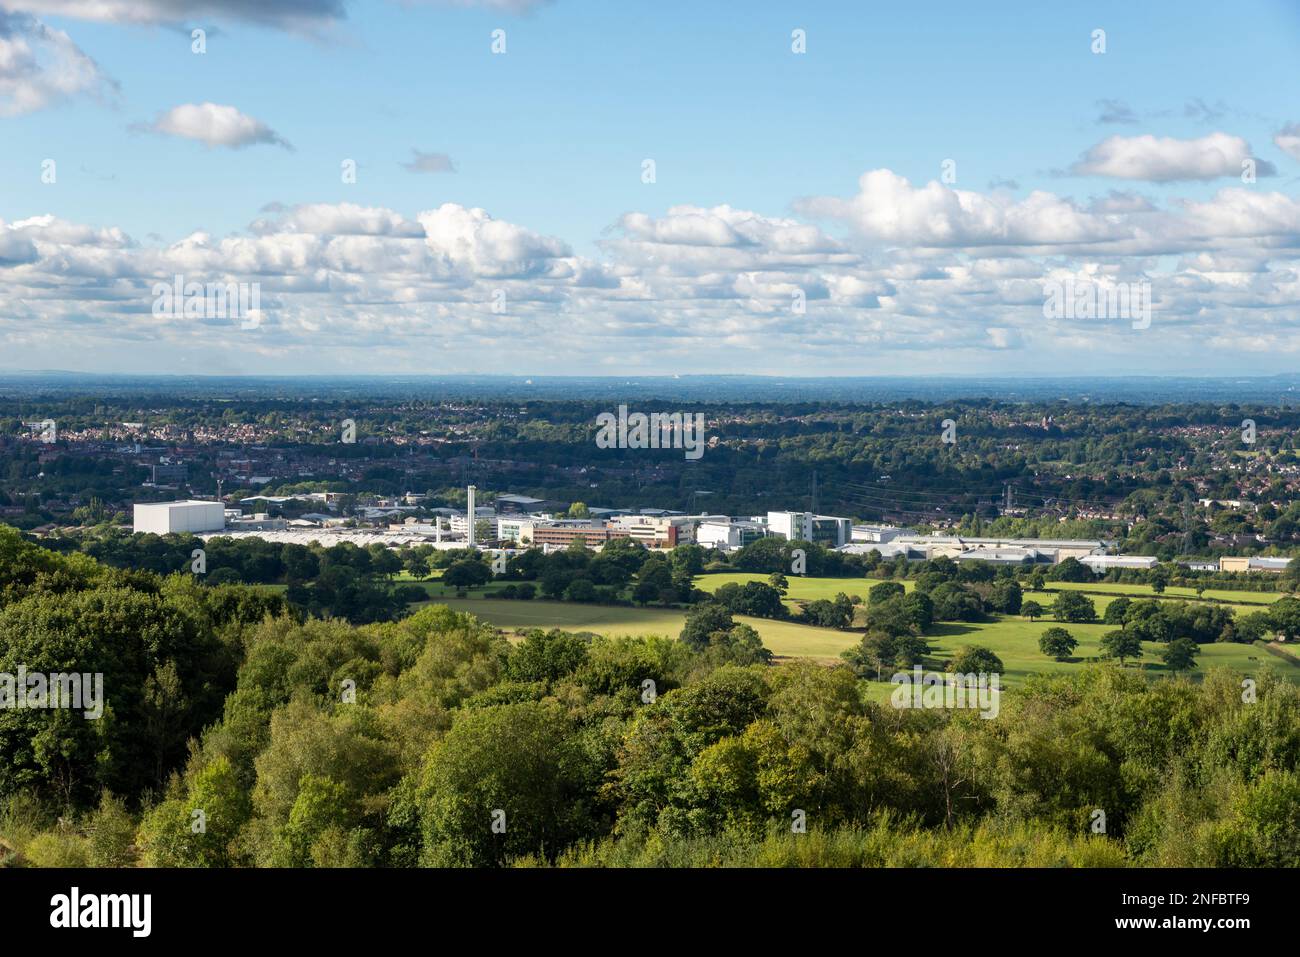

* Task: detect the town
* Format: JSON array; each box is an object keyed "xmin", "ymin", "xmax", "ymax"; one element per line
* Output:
[{"xmin": 131, "ymin": 491, "xmax": 1296, "ymax": 578}]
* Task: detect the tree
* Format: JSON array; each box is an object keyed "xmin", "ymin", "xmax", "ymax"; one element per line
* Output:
[
  {"xmin": 902, "ymin": 591, "xmax": 934, "ymax": 631},
  {"xmin": 566, "ymin": 501, "xmax": 590, "ymax": 519},
  {"xmin": 1150, "ymin": 566, "xmax": 1170, "ymax": 594},
  {"xmin": 843, "ymin": 631, "xmax": 928, "ymax": 680},
  {"xmin": 562, "ymin": 578, "xmax": 596, "ymax": 602},
  {"xmin": 679, "ymin": 602, "xmax": 736, "ymax": 651},
  {"xmin": 1049, "ymin": 557, "xmax": 1093, "ymax": 583},
  {"xmin": 1052, "ymin": 590, "xmax": 1096, "ymax": 623},
  {"xmin": 404, "ymin": 554, "xmax": 430, "ymax": 581},
  {"xmin": 1269, "ymin": 597, "xmax": 1300, "ymax": 640},
  {"xmin": 418, "ymin": 701, "xmax": 599, "ymax": 867},
  {"xmin": 947, "ymin": 645, "xmax": 1003, "ymax": 675},
  {"xmin": 929, "ymin": 582, "xmax": 984, "ymax": 622},
  {"xmin": 1099, "ymin": 629, "xmax": 1143, "ymax": 665},
  {"xmin": 987, "ymin": 579, "xmax": 1023, "ymax": 615},
  {"xmin": 87, "ymin": 792, "xmax": 137, "ymax": 867},
  {"xmin": 1281, "ymin": 558, "xmax": 1300, "ymax": 594},
  {"xmin": 1038, "ymin": 627, "xmax": 1078, "ymax": 661},
  {"xmin": 768, "ymin": 572, "xmax": 789, "ymax": 595},
  {"xmin": 1161, "ymin": 637, "xmax": 1200, "ymax": 674},
  {"xmin": 868, "ymin": 581, "xmax": 905, "ymax": 605},
  {"xmin": 442, "ymin": 559, "xmax": 491, "ymax": 590},
  {"xmin": 1235, "ymin": 610, "xmax": 1274, "ymax": 643},
  {"xmin": 1021, "ymin": 600, "xmax": 1044, "ymax": 621},
  {"xmin": 1103, "ymin": 596, "xmax": 1131, "ymax": 625}
]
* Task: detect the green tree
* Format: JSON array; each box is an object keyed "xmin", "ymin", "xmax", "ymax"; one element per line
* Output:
[
  {"xmin": 947, "ymin": 645, "xmax": 1004, "ymax": 675},
  {"xmin": 1052, "ymin": 590, "xmax": 1096, "ymax": 623},
  {"xmin": 1038, "ymin": 627, "xmax": 1078, "ymax": 661},
  {"xmin": 418, "ymin": 701, "xmax": 598, "ymax": 866},
  {"xmin": 1161, "ymin": 638, "xmax": 1200, "ymax": 674},
  {"xmin": 1099, "ymin": 629, "xmax": 1143, "ymax": 665},
  {"xmin": 679, "ymin": 602, "xmax": 736, "ymax": 651},
  {"xmin": 442, "ymin": 559, "xmax": 491, "ymax": 590},
  {"xmin": 868, "ymin": 581, "xmax": 905, "ymax": 605}
]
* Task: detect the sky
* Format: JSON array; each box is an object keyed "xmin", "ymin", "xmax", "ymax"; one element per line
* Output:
[{"xmin": 2, "ymin": 0, "xmax": 1300, "ymax": 377}]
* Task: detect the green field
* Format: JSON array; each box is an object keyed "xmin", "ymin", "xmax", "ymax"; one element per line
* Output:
[
  {"xmin": 420, "ymin": 576, "xmax": 1300, "ymax": 688},
  {"xmin": 420, "ymin": 596, "xmax": 860, "ymax": 661},
  {"xmin": 1041, "ymin": 580, "xmax": 1282, "ymax": 606},
  {"xmin": 699, "ymin": 571, "xmax": 891, "ymax": 604}
]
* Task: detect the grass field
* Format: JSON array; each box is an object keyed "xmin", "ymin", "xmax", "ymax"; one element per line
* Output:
[
  {"xmin": 1040, "ymin": 580, "xmax": 1282, "ymax": 606},
  {"xmin": 419, "ymin": 596, "xmax": 859, "ymax": 661},
  {"xmin": 420, "ymin": 582, "xmax": 1300, "ymax": 687},
  {"xmin": 698, "ymin": 571, "xmax": 893, "ymax": 605}
]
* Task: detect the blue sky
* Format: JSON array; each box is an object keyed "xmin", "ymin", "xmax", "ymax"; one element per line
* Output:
[{"xmin": 2, "ymin": 0, "xmax": 1300, "ymax": 376}]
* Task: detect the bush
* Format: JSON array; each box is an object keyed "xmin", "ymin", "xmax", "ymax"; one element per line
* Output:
[{"xmin": 22, "ymin": 830, "xmax": 90, "ymax": 868}]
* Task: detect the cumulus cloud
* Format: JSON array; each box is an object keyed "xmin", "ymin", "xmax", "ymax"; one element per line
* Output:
[
  {"xmin": 417, "ymin": 203, "xmax": 571, "ymax": 278},
  {"xmin": 0, "ymin": 10, "xmax": 116, "ymax": 115},
  {"xmin": 402, "ymin": 150, "xmax": 456, "ymax": 174},
  {"xmin": 794, "ymin": 169, "xmax": 1126, "ymax": 249},
  {"xmin": 4, "ymin": 176, "xmax": 1300, "ymax": 375},
  {"xmin": 0, "ymin": 0, "xmax": 349, "ymax": 31},
  {"xmin": 1070, "ymin": 132, "xmax": 1273, "ymax": 182},
  {"xmin": 250, "ymin": 203, "xmax": 423, "ymax": 237},
  {"xmin": 136, "ymin": 102, "xmax": 292, "ymax": 150},
  {"xmin": 1274, "ymin": 123, "xmax": 1300, "ymax": 163}
]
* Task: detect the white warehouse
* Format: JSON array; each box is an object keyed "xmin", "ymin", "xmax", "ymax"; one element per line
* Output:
[{"xmin": 133, "ymin": 500, "xmax": 226, "ymax": 535}]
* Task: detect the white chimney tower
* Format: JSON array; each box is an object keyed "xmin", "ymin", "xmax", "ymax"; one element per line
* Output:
[{"xmin": 466, "ymin": 485, "xmax": 477, "ymax": 547}]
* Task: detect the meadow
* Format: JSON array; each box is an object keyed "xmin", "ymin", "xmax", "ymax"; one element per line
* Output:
[{"xmin": 420, "ymin": 573, "xmax": 1300, "ymax": 691}]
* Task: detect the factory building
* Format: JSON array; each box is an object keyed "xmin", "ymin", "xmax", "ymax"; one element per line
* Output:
[
  {"xmin": 133, "ymin": 500, "xmax": 225, "ymax": 535},
  {"xmin": 1081, "ymin": 555, "xmax": 1159, "ymax": 572},
  {"xmin": 1219, "ymin": 556, "xmax": 1293, "ymax": 574}
]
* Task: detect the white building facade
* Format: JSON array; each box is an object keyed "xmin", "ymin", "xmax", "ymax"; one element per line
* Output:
[{"xmin": 133, "ymin": 500, "xmax": 226, "ymax": 535}]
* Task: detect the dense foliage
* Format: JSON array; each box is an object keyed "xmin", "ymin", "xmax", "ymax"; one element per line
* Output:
[{"xmin": 2, "ymin": 526, "xmax": 1298, "ymax": 869}]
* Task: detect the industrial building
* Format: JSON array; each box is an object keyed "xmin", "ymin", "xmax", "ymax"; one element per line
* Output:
[
  {"xmin": 696, "ymin": 519, "xmax": 769, "ymax": 551},
  {"xmin": 133, "ymin": 500, "xmax": 225, "ymax": 535},
  {"xmin": 1082, "ymin": 554, "xmax": 1159, "ymax": 572},
  {"xmin": 766, "ymin": 511, "xmax": 852, "ymax": 548},
  {"xmin": 1219, "ymin": 556, "xmax": 1293, "ymax": 574},
  {"xmin": 851, "ymin": 524, "xmax": 914, "ymax": 544}
]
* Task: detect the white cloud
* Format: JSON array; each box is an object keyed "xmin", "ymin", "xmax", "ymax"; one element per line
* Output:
[
  {"xmin": 4, "ymin": 179, "xmax": 1300, "ymax": 374},
  {"xmin": 417, "ymin": 203, "xmax": 571, "ymax": 278},
  {"xmin": 1070, "ymin": 132, "xmax": 1273, "ymax": 182},
  {"xmin": 1274, "ymin": 123, "xmax": 1300, "ymax": 163},
  {"xmin": 794, "ymin": 169, "xmax": 1125, "ymax": 249},
  {"xmin": 0, "ymin": 1, "xmax": 349, "ymax": 31},
  {"xmin": 0, "ymin": 10, "xmax": 115, "ymax": 115},
  {"xmin": 139, "ymin": 102, "xmax": 292, "ymax": 150},
  {"xmin": 250, "ymin": 203, "xmax": 423, "ymax": 237}
]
